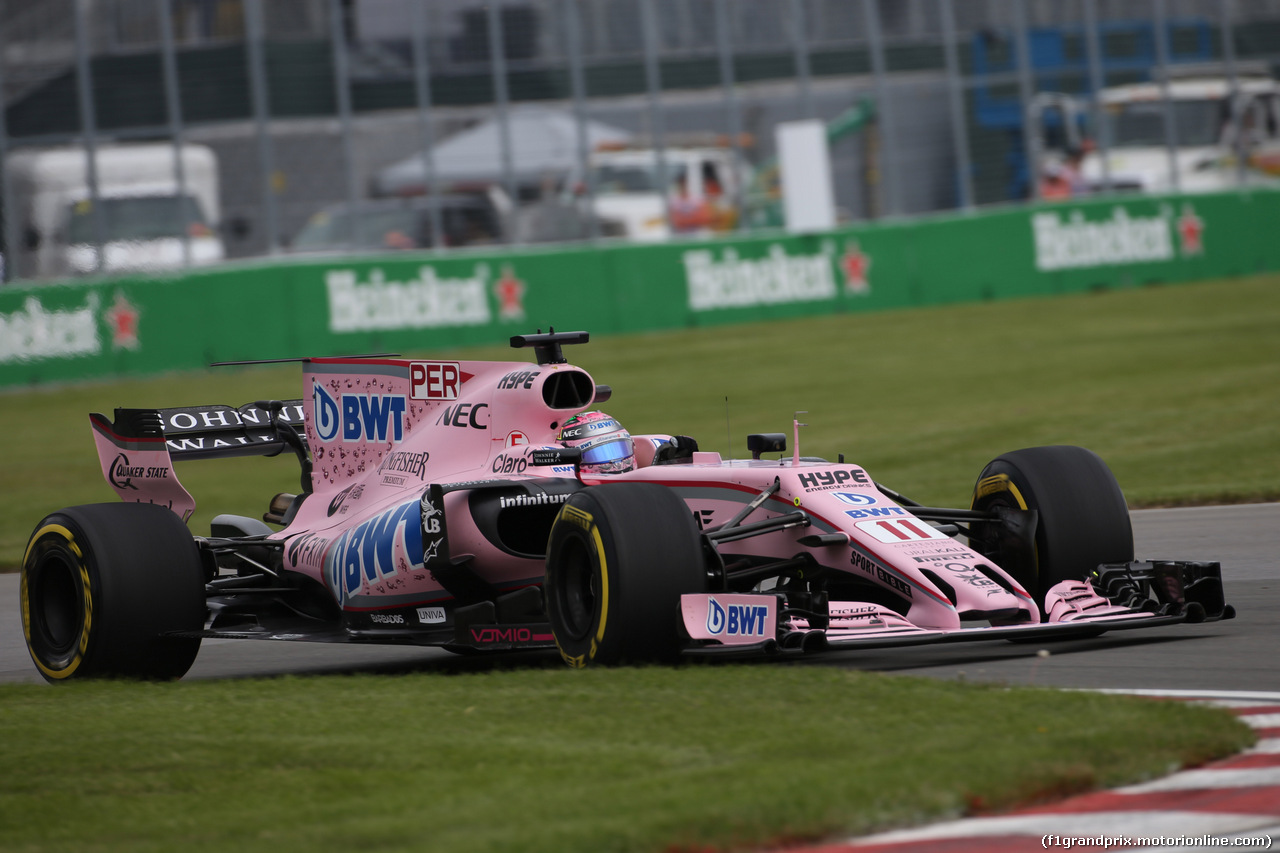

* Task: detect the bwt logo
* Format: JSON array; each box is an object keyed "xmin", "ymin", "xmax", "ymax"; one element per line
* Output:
[
  {"xmin": 313, "ymin": 385, "xmax": 406, "ymax": 443},
  {"xmin": 410, "ymin": 361, "xmax": 460, "ymax": 400},
  {"xmin": 706, "ymin": 599, "xmax": 770, "ymax": 637},
  {"xmin": 845, "ymin": 507, "xmax": 906, "ymax": 519},
  {"xmin": 326, "ymin": 498, "xmax": 424, "ymax": 601}
]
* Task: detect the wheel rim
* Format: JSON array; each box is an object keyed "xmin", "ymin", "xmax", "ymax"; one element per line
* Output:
[
  {"xmin": 32, "ymin": 550, "xmax": 82, "ymax": 657},
  {"xmin": 969, "ymin": 495, "xmax": 1031, "ymax": 594},
  {"xmin": 554, "ymin": 536, "xmax": 598, "ymax": 641}
]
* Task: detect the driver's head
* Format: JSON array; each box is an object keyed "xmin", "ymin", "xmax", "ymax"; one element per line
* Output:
[{"xmin": 559, "ymin": 411, "xmax": 635, "ymax": 474}]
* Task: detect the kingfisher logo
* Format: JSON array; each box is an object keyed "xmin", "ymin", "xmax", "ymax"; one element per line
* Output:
[
  {"xmin": 312, "ymin": 384, "xmax": 406, "ymax": 444},
  {"xmin": 706, "ymin": 598, "xmax": 770, "ymax": 637}
]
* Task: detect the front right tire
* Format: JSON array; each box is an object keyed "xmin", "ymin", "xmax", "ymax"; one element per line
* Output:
[{"xmin": 969, "ymin": 445, "xmax": 1134, "ymax": 608}]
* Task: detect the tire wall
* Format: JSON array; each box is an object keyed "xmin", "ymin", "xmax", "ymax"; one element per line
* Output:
[{"xmin": 3, "ymin": 188, "xmax": 1278, "ymax": 389}]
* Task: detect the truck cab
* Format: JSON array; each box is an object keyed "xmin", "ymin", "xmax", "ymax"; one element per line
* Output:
[
  {"xmin": 6, "ymin": 143, "xmax": 225, "ymax": 281},
  {"xmin": 587, "ymin": 146, "xmax": 750, "ymax": 241},
  {"xmin": 1088, "ymin": 75, "xmax": 1280, "ymax": 192},
  {"xmin": 1033, "ymin": 73, "xmax": 1280, "ymax": 197}
]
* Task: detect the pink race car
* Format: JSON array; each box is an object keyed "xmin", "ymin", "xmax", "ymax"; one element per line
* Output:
[{"xmin": 20, "ymin": 330, "xmax": 1231, "ymax": 680}]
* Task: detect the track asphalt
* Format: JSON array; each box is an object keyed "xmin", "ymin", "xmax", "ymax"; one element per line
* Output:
[{"xmin": 785, "ymin": 691, "xmax": 1280, "ymax": 853}]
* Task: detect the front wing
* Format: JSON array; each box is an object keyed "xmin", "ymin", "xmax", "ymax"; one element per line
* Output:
[{"xmin": 678, "ymin": 560, "xmax": 1233, "ymax": 658}]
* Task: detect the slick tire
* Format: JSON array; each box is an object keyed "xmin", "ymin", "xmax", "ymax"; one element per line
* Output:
[
  {"xmin": 970, "ymin": 445, "xmax": 1133, "ymax": 610},
  {"xmin": 21, "ymin": 503, "xmax": 205, "ymax": 682},
  {"xmin": 544, "ymin": 483, "xmax": 706, "ymax": 667}
]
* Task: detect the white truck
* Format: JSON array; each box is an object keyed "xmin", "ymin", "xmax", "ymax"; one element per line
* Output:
[
  {"xmin": 5, "ymin": 143, "xmax": 224, "ymax": 281},
  {"xmin": 1034, "ymin": 72, "xmax": 1280, "ymax": 196},
  {"xmin": 586, "ymin": 146, "xmax": 750, "ymax": 241}
]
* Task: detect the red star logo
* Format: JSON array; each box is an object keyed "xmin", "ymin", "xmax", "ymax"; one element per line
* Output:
[
  {"xmin": 493, "ymin": 264, "xmax": 526, "ymax": 322},
  {"xmin": 1177, "ymin": 204, "xmax": 1204, "ymax": 256},
  {"xmin": 104, "ymin": 292, "xmax": 140, "ymax": 350},
  {"xmin": 841, "ymin": 241, "xmax": 872, "ymax": 295}
]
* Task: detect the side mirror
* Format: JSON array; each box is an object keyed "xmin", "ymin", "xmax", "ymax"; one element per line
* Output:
[{"xmin": 747, "ymin": 433, "xmax": 787, "ymax": 460}]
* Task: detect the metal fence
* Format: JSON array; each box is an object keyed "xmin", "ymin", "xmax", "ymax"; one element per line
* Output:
[{"xmin": 3, "ymin": 0, "xmax": 1280, "ymax": 282}]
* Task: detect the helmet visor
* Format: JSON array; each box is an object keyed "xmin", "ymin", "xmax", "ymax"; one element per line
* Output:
[{"xmin": 579, "ymin": 437, "xmax": 634, "ymax": 466}]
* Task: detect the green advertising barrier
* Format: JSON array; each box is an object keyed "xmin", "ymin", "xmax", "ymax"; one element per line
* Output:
[{"xmin": 3, "ymin": 188, "xmax": 1279, "ymax": 390}]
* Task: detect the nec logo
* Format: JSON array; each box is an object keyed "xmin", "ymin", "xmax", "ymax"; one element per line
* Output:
[
  {"xmin": 313, "ymin": 385, "xmax": 406, "ymax": 443},
  {"xmin": 436, "ymin": 402, "xmax": 489, "ymax": 430},
  {"xmin": 410, "ymin": 362, "xmax": 460, "ymax": 400}
]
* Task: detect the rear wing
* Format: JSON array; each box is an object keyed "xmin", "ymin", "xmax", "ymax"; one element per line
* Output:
[
  {"xmin": 89, "ymin": 401, "xmax": 310, "ymax": 518},
  {"xmin": 102, "ymin": 400, "xmax": 308, "ymax": 460}
]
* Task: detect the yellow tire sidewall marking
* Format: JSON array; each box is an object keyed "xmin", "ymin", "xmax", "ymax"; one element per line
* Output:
[
  {"xmin": 551, "ymin": 503, "xmax": 603, "ymax": 666},
  {"xmin": 590, "ymin": 523, "xmax": 609, "ymax": 658},
  {"xmin": 971, "ymin": 473, "xmax": 1038, "ymax": 580},
  {"xmin": 972, "ymin": 473, "xmax": 1029, "ymax": 510},
  {"xmin": 22, "ymin": 524, "xmax": 92, "ymax": 680}
]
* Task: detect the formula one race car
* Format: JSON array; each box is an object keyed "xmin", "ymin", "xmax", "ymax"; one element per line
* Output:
[{"xmin": 20, "ymin": 330, "xmax": 1232, "ymax": 681}]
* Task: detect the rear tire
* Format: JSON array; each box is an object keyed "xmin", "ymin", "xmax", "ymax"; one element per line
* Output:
[
  {"xmin": 969, "ymin": 446, "xmax": 1133, "ymax": 609},
  {"xmin": 544, "ymin": 483, "xmax": 706, "ymax": 666},
  {"xmin": 21, "ymin": 503, "xmax": 205, "ymax": 682}
]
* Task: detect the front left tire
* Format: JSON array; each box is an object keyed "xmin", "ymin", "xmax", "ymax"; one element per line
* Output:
[{"xmin": 544, "ymin": 483, "xmax": 707, "ymax": 666}]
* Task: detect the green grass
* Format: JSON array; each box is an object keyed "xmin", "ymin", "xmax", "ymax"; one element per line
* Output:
[
  {"xmin": 4, "ymin": 272, "xmax": 1279, "ymax": 569},
  {"xmin": 0, "ymin": 668, "xmax": 1254, "ymax": 853},
  {"xmin": 2, "ymin": 277, "xmax": 1268, "ymax": 852}
]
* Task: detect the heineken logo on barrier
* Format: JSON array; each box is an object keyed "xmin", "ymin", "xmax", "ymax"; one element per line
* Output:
[
  {"xmin": 1031, "ymin": 203, "xmax": 1205, "ymax": 272},
  {"xmin": 326, "ymin": 264, "xmax": 503, "ymax": 333},
  {"xmin": 0, "ymin": 289, "xmax": 144, "ymax": 365},
  {"xmin": 0, "ymin": 294, "xmax": 101, "ymax": 364},
  {"xmin": 685, "ymin": 242, "xmax": 859, "ymax": 311}
]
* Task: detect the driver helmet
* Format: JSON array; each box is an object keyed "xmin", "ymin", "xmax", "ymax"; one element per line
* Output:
[{"xmin": 559, "ymin": 411, "xmax": 635, "ymax": 474}]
